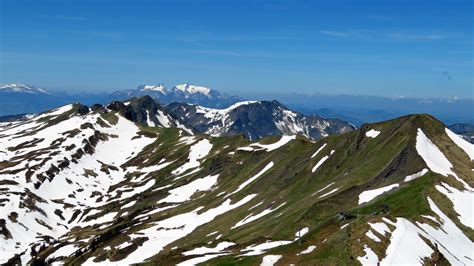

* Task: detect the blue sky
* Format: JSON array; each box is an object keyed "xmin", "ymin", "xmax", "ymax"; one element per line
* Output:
[{"xmin": 1, "ymin": 0, "xmax": 472, "ymax": 98}]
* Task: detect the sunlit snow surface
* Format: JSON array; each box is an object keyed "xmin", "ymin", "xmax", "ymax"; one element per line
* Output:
[
  {"xmin": 416, "ymin": 128, "xmax": 471, "ymax": 189},
  {"xmin": 358, "ymin": 184, "xmax": 399, "ymax": 204},
  {"xmin": 311, "ymin": 149, "xmax": 334, "ymax": 173},
  {"xmin": 357, "ymin": 245, "xmax": 378, "ymax": 265},
  {"xmin": 158, "ymin": 174, "xmax": 219, "ymax": 204},
  {"xmin": 237, "ymin": 135, "xmax": 296, "ymax": 152},
  {"xmin": 177, "ymin": 241, "xmax": 235, "ymax": 265},
  {"xmin": 360, "ymin": 198, "xmax": 474, "ymax": 265},
  {"xmin": 415, "ymin": 129, "xmax": 456, "ymax": 178},
  {"xmin": 241, "ymin": 240, "xmax": 292, "ymax": 256},
  {"xmin": 228, "ymin": 161, "xmax": 274, "ymax": 196},
  {"xmin": 297, "ymin": 245, "xmax": 316, "ymax": 255},
  {"xmin": 365, "ymin": 129, "xmax": 381, "ymax": 138},
  {"xmin": 445, "ymin": 128, "xmax": 474, "ymax": 160},
  {"xmin": 311, "ymin": 143, "xmax": 327, "ymax": 158},
  {"xmin": 260, "ymin": 255, "xmax": 282, "ymax": 266},
  {"xmin": 436, "ymin": 182, "xmax": 474, "ymax": 229},
  {"xmin": 232, "ymin": 202, "xmax": 285, "ymax": 228},
  {"xmin": 404, "ymin": 168, "xmax": 428, "ymax": 182},
  {"xmin": 172, "ymin": 139, "xmax": 213, "ymax": 175},
  {"xmin": 101, "ymin": 195, "xmax": 257, "ymax": 264},
  {"xmin": 0, "ymin": 108, "xmax": 157, "ymax": 261}
]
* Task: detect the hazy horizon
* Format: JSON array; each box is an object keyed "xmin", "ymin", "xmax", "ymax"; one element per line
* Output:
[
  {"xmin": 2, "ymin": 81, "xmax": 474, "ymax": 101},
  {"xmin": 1, "ymin": 0, "xmax": 472, "ymax": 99}
]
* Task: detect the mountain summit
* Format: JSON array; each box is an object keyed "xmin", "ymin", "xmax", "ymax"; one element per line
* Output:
[
  {"xmin": 0, "ymin": 98, "xmax": 472, "ymax": 265},
  {"xmin": 0, "ymin": 83, "xmax": 51, "ymax": 95},
  {"xmin": 109, "ymin": 83, "xmax": 241, "ymax": 108}
]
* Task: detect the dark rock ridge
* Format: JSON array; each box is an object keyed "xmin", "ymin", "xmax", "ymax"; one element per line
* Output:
[
  {"xmin": 165, "ymin": 100, "xmax": 355, "ymax": 141},
  {"xmin": 106, "ymin": 96, "xmax": 181, "ymax": 128}
]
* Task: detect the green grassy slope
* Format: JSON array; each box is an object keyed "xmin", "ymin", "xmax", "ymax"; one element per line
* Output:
[{"xmin": 27, "ymin": 113, "xmax": 473, "ymax": 265}]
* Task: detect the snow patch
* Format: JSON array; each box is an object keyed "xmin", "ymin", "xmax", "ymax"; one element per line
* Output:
[
  {"xmin": 142, "ymin": 84, "xmax": 166, "ymax": 94},
  {"xmin": 365, "ymin": 129, "xmax": 381, "ymax": 138},
  {"xmin": 118, "ymin": 195, "xmax": 256, "ymax": 264},
  {"xmin": 229, "ymin": 162, "xmax": 274, "ymax": 195},
  {"xmin": 366, "ymin": 230, "xmax": 381, "ymax": 242},
  {"xmin": 311, "ymin": 143, "xmax": 327, "ymax": 158},
  {"xmin": 445, "ymin": 128, "xmax": 474, "ymax": 160},
  {"xmin": 172, "ymin": 139, "xmax": 213, "ymax": 175},
  {"xmin": 158, "ymin": 174, "xmax": 219, "ymax": 204},
  {"xmin": 232, "ymin": 202, "xmax": 285, "ymax": 228},
  {"xmin": 242, "ymin": 240, "xmax": 293, "ymax": 256},
  {"xmin": 357, "ymin": 245, "xmax": 378, "ymax": 265},
  {"xmin": 260, "ymin": 255, "xmax": 282, "ymax": 266},
  {"xmin": 404, "ymin": 168, "xmax": 429, "ymax": 182},
  {"xmin": 436, "ymin": 183, "xmax": 474, "ymax": 229},
  {"xmin": 238, "ymin": 135, "xmax": 296, "ymax": 152},
  {"xmin": 358, "ymin": 184, "xmax": 399, "ymax": 204},
  {"xmin": 416, "ymin": 129, "xmax": 456, "ymax": 178},
  {"xmin": 312, "ymin": 150, "xmax": 334, "ymax": 173},
  {"xmin": 318, "ymin": 188, "xmax": 339, "ymax": 199},
  {"xmin": 297, "ymin": 245, "xmax": 316, "ymax": 256},
  {"xmin": 182, "ymin": 241, "xmax": 235, "ymax": 256},
  {"xmin": 295, "ymin": 227, "xmax": 309, "ymax": 239}
]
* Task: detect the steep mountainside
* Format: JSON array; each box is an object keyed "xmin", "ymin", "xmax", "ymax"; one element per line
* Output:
[
  {"xmin": 166, "ymin": 101, "xmax": 355, "ymax": 141},
  {"xmin": 105, "ymin": 96, "xmax": 192, "ymax": 133},
  {"xmin": 0, "ymin": 98, "xmax": 474, "ymax": 265},
  {"xmin": 0, "ymin": 100, "xmax": 473, "ymax": 265},
  {"xmin": 109, "ymin": 84, "xmax": 242, "ymax": 108}
]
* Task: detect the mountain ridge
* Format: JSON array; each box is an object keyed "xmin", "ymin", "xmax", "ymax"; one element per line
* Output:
[
  {"xmin": 0, "ymin": 100, "xmax": 472, "ymax": 265},
  {"xmin": 165, "ymin": 100, "xmax": 355, "ymax": 141},
  {"xmin": 109, "ymin": 83, "xmax": 241, "ymax": 109}
]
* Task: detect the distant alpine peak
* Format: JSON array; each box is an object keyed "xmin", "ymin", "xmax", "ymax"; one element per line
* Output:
[
  {"xmin": 110, "ymin": 83, "xmax": 241, "ymax": 108},
  {"xmin": 139, "ymin": 84, "xmax": 167, "ymax": 94},
  {"xmin": 173, "ymin": 83, "xmax": 211, "ymax": 96},
  {"xmin": 0, "ymin": 83, "xmax": 50, "ymax": 94}
]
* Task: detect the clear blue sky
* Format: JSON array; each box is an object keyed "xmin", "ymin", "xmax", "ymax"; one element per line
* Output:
[{"xmin": 1, "ymin": 0, "xmax": 472, "ymax": 98}]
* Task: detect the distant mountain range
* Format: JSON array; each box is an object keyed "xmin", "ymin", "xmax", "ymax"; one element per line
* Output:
[
  {"xmin": 0, "ymin": 83, "xmax": 68, "ymax": 116},
  {"xmin": 0, "ymin": 83, "xmax": 108, "ymax": 116},
  {"xmin": 1, "ymin": 83, "xmax": 473, "ymax": 128},
  {"xmin": 0, "ymin": 83, "xmax": 241, "ymax": 116},
  {"xmin": 108, "ymin": 83, "xmax": 242, "ymax": 108}
]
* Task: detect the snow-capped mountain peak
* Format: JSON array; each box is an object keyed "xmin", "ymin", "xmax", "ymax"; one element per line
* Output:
[
  {"xmin": 138, "ymin": 84, "xmax": 167, "ymax": 94},
  {"xmin": 109, "ymin": 83, "xmax": 242, "ymax": 108},
  {"xmin": 174, "ymin": 84, "xmax": 211, "ymax": 96},
  {"xmin": 0, "ymin": 83, "xmax": 50, "ymax": 94}
]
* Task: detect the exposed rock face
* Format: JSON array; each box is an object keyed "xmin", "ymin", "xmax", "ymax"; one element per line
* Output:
[
  {"xmin": 166, "ymin": 100, "xmax": 355, "ymax": 140},
  {"xmin": 106, "ymin": 96, "xmax": 178, "ymax": 128}
]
